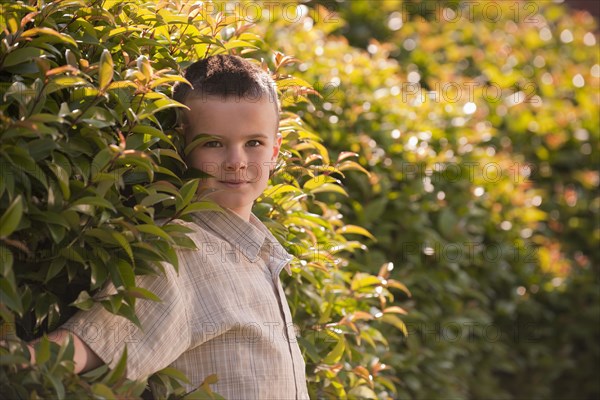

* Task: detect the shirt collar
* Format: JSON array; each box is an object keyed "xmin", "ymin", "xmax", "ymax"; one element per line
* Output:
[{"xmin": 191, "ymin": 208, "xmax": 293, "ymax": 275}]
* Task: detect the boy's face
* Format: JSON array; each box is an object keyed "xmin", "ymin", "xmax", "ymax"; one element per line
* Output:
[{"xmin": 184, "ymin": 96, "xmax": 281, "ymax": 220}]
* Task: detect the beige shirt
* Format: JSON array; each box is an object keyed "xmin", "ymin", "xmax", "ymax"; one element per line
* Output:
[{"xmin": 61, "ymin": 209, "xmax": 310, "ymax": 399}]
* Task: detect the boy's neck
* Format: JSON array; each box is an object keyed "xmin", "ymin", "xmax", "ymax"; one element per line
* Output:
[{"xmin": 225, "ymin": 205, "xmax": 252, "ymax": 222}]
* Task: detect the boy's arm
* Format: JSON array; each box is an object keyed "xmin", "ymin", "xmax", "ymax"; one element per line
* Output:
[
  {"xmin": 5, "ymin": 262, "xmax": 190, "ymax": 381},
  {"xmin": 27, "ymin": 329, "xmax": 103, "ymax": 373}
]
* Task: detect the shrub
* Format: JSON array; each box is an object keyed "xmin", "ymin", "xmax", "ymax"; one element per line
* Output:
[{"xmin": 0, "ymin": 1, "xmax": 407, "ymax": 398}]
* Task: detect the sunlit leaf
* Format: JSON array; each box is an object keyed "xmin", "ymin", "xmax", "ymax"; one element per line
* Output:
[
  {"xmin": 98, "ymin": 49, "xmax": 114, "ymax": 90},
  {"xmin": 336, "ymin": 225, "xmax": 376, "ymax": 240},
  {"xmin": 322, "ymin": 335, "xmax": 345, "ymax": 364},
  {"xmin": 21, "ymin": 27, "xmax": 77, "ymax": 46}
]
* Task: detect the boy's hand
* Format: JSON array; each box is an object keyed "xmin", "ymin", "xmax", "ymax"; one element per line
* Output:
[
  {"xmin": 0, "ymin": 338, "xmax": 34, "ymax": 369},
  {"xmin": 1, "ymin": 330, "xmax": 103, "ymax": 373}
]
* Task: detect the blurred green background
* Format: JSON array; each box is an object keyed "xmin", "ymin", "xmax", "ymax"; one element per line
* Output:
[{"xmin": 257, "ymin": 0, "xmax": 599, "ymax": 398}]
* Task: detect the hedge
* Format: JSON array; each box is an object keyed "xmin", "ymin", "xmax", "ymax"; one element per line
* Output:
[{"xmin": 0, "ymin": 1, "xmax": 407, "ymax": 398}]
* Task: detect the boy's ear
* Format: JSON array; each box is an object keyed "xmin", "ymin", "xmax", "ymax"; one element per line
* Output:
[{"xmin": 271, "ymin": 133, "xmax": 282, "ymax": 162}]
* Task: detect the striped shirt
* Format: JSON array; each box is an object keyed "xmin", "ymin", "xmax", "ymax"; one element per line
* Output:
[{"xmin": 61, "ymin": 208, "xmax": 310, "ymax": 399}]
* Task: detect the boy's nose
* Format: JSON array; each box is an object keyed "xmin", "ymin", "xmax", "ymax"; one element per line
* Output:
[
  {"xmin": 223, "ymin": 160, "xmax": 247, "ymax": 171},
  {"xmin": 223, "ymin": 146, "xmax": 248, "ymax": 171}
]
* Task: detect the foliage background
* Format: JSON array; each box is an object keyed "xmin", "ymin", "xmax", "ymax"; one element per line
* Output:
[
  {"xmin": 259, "ymin": 1, "xmax": 599, "ymax": 398},
  {"xmin": 0, "ymin": 0, "xmax": 598, "ymax": 399}
]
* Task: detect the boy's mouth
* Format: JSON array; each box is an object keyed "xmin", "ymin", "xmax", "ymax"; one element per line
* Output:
[{"xmin": 219, "ymin": 180, "xmax": 249, "ymax": 188}]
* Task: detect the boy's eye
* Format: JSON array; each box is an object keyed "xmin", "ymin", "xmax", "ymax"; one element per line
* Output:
[
  {"xmin": 246, "ymin": 140, "xmax": 263, "ymax": 147},
  {"xmin": 203, "ymin": 141, "xmax": 222, "ymax": 148}
]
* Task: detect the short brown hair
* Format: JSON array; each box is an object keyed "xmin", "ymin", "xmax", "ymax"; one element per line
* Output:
[{"xmin": 173, "ymin": 55, "xmax": 280, "ymax": 126}]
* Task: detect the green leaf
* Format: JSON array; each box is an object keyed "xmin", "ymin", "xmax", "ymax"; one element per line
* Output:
[
  {"xmin": 303, "ymin": 175, "xmax": 338, "ymax": 190},
  {"xmin": 139, "ymin": 193, "xmax": 175, "ymax": 207},
  {"xmin": 132, "ymin": 124, "xmax": 174, "ymax": 147},
  {"xmin": 0, "ymin": 276, "xmax": 23, "ymax": 314},
  {"xmin": 27, "ymin": 137, "xmax": 58, "ymax": 160},
  {"xmin": 106, "ymin": 80, "xmax": 137, "ymax": 90},
  {"xmin": 0, "ymin": 195, "xmax": 24, "ymax": 237},
  {"xmin": 148, "ymin": 181, "xmax": 180, "ymax": 196},
  {"xmin": 305, "ymin": 141, "xmax": 330, "ymax": 164},
  {"xmin": 35, "ymin": 336, "xmax": 51, "ymax": 365},
  {"xmin": 48, "ymin": 163, "xmax": 71, "ymax": 200},
  {"xmin": 0, "ymin": 245, "xmax": 13, "ymax": 276},
  {"xmin": 138, "ymin": 98, "xmax": 189, "ymax": 121},
  {"xmin": 154, "ymin": 241, "xmax": 178, "ymax": 272},
  {"xmin": 162, "ymin": 223, "xmax": 195, "ymax": 234},
  {"xmin": 65, "ymin": 49, "xmax": 77, "ymax": 67},
  {"xmin": 3, "ymin": 47, "xmax": 44, "ymax": 67},
  {"xmin": 125, "ymin": 286, "xmax": 161, "ymax": 302},
  {"xmin": 350, "ymin": 274, "xmax": 381, "ymax": 291},
  {"xmin": 263, "ymin": 184, "xmax": 303, "ymax": 198},
  {"xmin": 117, "ymin": 303, "xmax": 142, "ymax": 329},
  {"xmin": 2, "ymin": 12, "xmax": 19, "ymax": 34},
  {"xmin": 336, "ymin": 224, "xmax": 376, "ymax": 240},
  {"xmin": 103, "ymin": 346, "xmax": 128, "ymax": 386},
  {"xmin": 177, "ymin": 179, "xmax": 199, "ymax": 211},
  {"xmin": 3, "ymin": 81, "xmax": 34, "ymax": 107},
  {"xmin": 81, "ymin": 364, "xmax": 109, "ymax": 380},
  {"xmin": 135, "ymin": 224, "xmax": 174, "ymax": 243},
  {"xmin": 106, "ymin": 26, "xmax": 142, "ymax": 40},
  {"xmin": 380, "ymin": 314, "xmax": 408, "ymax": 336},
  {"xmin": 56, "ymin": 332, "xmax": 75, "ymax": 363},
  {"xmin": 337, "ymin": 160, "xmax": 371, "ymax": 176},
  {"xmin": 201, "ymin": 373, "xmax": 219, "ymax": 385},
  {"xmin": 156, "ymin": 366, "xmax": 191, "ymax": 384},
  {"xmin": 347, "ymin": 386, "xmax": 378, "ymax": 399},
  {"xmin": 60, "ymin": 247, "xmax": 85, "ymax": 264},
  {"xmin": 89, "ymin": 257, "xmax": 109, "ymax": 290},
  {"xmin": 155, "ymin": 166, "xmax": 181, "ymax": 180},
  {"xmin": 92, "ymin": 148, "xmax": 115, "ymax": 177},
  {"xmin": 322, "ymin": 335, "xmax": 345, "ymax": 364},
  {"xmin": 277, "ymin": 76, "xmax": 315, "ymax": 91},
  {"xmin": 48, "ymin": 372, "xmax": 66, "ymax": 400},
  {"xmin": 116, "ymin": 153, "xmax": 155, "ymax": 181},
  {"xmin": 70, "ymin": 291, "xmax": 94, "ymax": 311},
  {"xmin": 149, "ymin": 75, "xmax": 191, "ymax": 89},
  {"xmin": 46, "ymin": 76, "xmax": 89, "ymax": 94},
  {"xmin": 386, "ymin": 279, "xmax": 412, "ymax": 297},
  {"xmin": 91, "ymin": 383, "xmax": 117, "ymax": 400},
  {"xmin": 116, "ymin": 259, "xmax": 135, "ymax": 287},
  {"xmin": 86, "ymin": 228, "xmax": 118, "ymax": 244},
  {"xmin": 224, "ymin": 39, "xmax": 259, "ymax": 50},
  {"xmin": 137, "ymin": 55, "xmax": 152, "ymax": 81},
  {"xmin": 98, "ymin": 49, "xmax": 114, "ymax": 90},
  {"xmin": 179, "ymin": 201, "xmax": 223, "ymax": 216},
  {"xmin": 20, "ymin": 27, "xmax": 77, "ymax": 46},
  {"xmin": 183, "ymin": 134, "xmax": 220, "ymax": 157},
  {"xmin": 155, "ymin": 149, "xmax": 185, "ymax": 165},
  {"xmin": 70, "ymin": 196, "xmax": 116, "ymax": 212},
  {"xmin": 310, "ymin": 183, "xmax": 348, "ymax": 196},
  {"xmin": 45, "ymin": 258, "xmax": 66, "ymax": 283},
  {"xmin": 29, "ymin": 211, "xmax": 69, "ymax": 228}
]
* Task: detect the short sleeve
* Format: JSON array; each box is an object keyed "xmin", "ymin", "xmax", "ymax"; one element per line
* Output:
[{"xmin": 59, "ymin": 264, "xmax": 191, "ymax": 381}]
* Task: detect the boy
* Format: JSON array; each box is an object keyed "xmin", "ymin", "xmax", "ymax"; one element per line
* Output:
[{"xmin": 26, "ymin": 55, "xmax": 310, "ymax": 399}]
